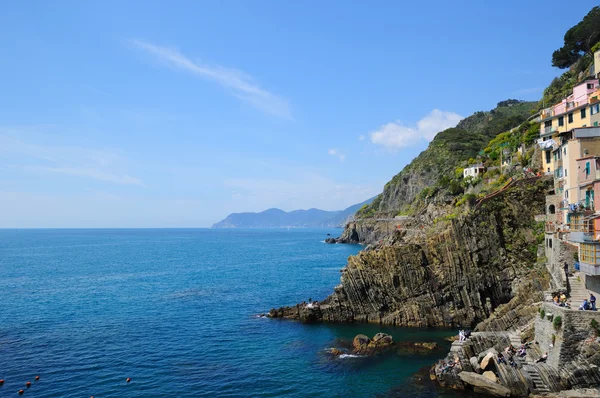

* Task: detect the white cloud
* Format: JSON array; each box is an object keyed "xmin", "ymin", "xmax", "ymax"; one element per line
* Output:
[
  {"xmin": 129, "ymin": 39, "xmax": 291, "ymax": 119},
  {"xmin": 327, "ymin": 148, "xmax": 346, "ymax": 162},
  {"xmin": 370, "ymin": 109, "xmax": 463, "ymax": 150},
  {"xmin": 0, "ymin": 130, "xmax": 142, "ymax": 186}
]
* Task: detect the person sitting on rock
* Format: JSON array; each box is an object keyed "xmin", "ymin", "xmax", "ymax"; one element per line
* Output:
[
  {"xmin": 458, "ymin": 330, "xmax": 465, "ymax": 342},
  {"xmin": 580, "ymin": 299, "xmax": 590, "ymax": 311},
  {"xmin": 465, "ymin": 329, "xmax": 472, "ymax": 339},
  {"xmin": 518, "ymin": 346, "xmax": 526, "ymax": 357},
  {"xmin": 590, "ymin": 293, "xmax": 597, "ymax": 311},
  {"xmin": 553, "ymin": 295, "xmax": 559, "ymax": 305},
  {"xmin": 498, "ymin": 353, "xmax": 506, "ymax": 364},
  {"xmin": 535, "ymin": 352, "xmax": 548, "ymax": 363}
]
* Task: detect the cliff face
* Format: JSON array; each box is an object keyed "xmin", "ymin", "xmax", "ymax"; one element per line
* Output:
[
  {"xmin": 270, "ymin": 178, "xmax": 551, "ymax": 328},
  {"xmin": 355, "ymin": 101, "xmax": 537, "ymax": 218}
]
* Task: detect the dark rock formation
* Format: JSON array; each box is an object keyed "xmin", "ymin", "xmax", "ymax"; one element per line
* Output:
[{"xmin": 270, "ymin": 179, "xmax": 551, "ymax": 328}]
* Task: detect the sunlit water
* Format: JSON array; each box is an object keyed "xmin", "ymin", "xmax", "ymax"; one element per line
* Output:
[{"xmin": 0, "ymin": 229, "xmax": 471, "ymax": 397}]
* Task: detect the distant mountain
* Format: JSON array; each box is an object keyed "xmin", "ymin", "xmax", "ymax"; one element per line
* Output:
[{"xmin": 212, "ymin": 197, "xmax": 374, "ymax": 228}]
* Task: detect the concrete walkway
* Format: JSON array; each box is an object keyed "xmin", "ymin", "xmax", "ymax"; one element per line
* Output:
[{"xmin": 568, "ymin": 271, "xmax": 590, "ymax": 308}]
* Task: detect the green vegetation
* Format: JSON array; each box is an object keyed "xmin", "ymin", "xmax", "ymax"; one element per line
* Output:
[
  {"xmin": 552, "ymin": 6, "xmax": 600, "ymax": 69},
  {"xmin": 592, "ymin": 319, "xmax": 600, "ymax": 337},
  {"xmin": 553, "ymin": 315, "xmax": 563, "ymax": 331},
  {"xmin": 540, "ymin": 308, "xmax": 546, "ymax": 319},
  {"xmin": 356, "ymin": 101, "xmax": 537, "ymax": 218}
]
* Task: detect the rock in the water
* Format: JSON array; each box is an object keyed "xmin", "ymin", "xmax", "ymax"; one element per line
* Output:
[
  {"xmin": 324, "ymin": 237, "xmax": 337, "ymax": 244},
  {"xmin": 369, "ymin": 333, "xmax": 393, "ymax": 347},
  {"xmin": 482, "ymin": 371, "xmax": 497, "ymax": 383},
  {"xmin": 458, "ymin": 372, "xmax": 511, "ymax": 397},
  {"xmin": 328, "ymin": 348, "xmax": 343, "ymax": 356},
  {"xmin": 353, "ymin": 334, "xmax": 370, "ymax": 351},
  {"xmin": 470, "ymin": 356, "xmax": 481, "ymax": 373},
  {"xmin": 413, "ymin": 342, "xmax": 437, "ymax": 350}
]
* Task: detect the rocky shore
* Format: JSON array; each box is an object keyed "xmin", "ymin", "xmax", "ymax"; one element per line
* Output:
[{"xmin": 271, "ymin": 179, "xmax": 550, "ymax": 328}]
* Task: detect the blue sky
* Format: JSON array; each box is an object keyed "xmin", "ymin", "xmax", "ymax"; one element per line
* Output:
[{"xmin": 0, "ymin": 1, "xmax": 597, "ymax": 227}]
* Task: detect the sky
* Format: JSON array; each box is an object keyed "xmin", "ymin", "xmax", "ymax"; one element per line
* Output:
[{"xmin": 0, "ymin": 1, "xmax": 597, "ymax": 227}]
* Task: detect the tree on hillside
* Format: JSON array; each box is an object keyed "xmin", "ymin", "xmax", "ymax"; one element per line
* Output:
[{"xmin": 552, "ymin": 6, "xmax": 600, "ymax": 69}]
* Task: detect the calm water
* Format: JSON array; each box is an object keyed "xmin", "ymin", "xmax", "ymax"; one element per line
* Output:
[{"xmin": 0, "ymin": 229, "xmax": 467, "ymax": 397}]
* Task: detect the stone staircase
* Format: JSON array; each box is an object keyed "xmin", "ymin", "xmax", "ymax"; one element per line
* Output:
[
  {"xmin": 522, "ymin": 364, "xmax": 551, "ymax": 394},
  {"xmin": 568, "ymin": 271, "xmax": 589, "ymax": 308}
]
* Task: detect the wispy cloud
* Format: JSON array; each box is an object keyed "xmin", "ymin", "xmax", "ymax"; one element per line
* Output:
[
  {"xmin": 81, "ymin": 84, "xmax": 110, "ymax": 96},
  {"xmin": 129, "ymin": 39, "xmax": 292, "ymax": 119},
  {"xmin": 370, "ymin": 109, "xmax": 463, "ymax": 150},
  {"xmin": 327, "ymin": 148, "xmax": 346, "ymax": 161},
  {"xmin": 0, "ymin": 130, "xmax": 143, "ymax": 186},
  {"xmin": 23, "ymin": 166, "xmax": 143, "ymax": 186}
]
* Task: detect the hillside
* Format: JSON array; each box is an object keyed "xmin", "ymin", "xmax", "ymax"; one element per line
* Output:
[
  {"xmin": 212, "ymin": 197, "xmax": 373, "ymax": 228},
  {"xmin": 357, "ymin": 100, "xmax": 537, "ymax": 218}
]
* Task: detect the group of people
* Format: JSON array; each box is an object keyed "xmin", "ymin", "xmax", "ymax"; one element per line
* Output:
[
  {"xmin": 439, "ymin": 357, "xmax": 461, "ymax": 374},
  {"xmin": 552, "ymin": 292, "xmax": 570, "ymax": 307},
  {"xmin": 579, "ymin": 293, "xmax": 597, "ymax": 311},
  {"xmin": 458, "ymin": 329, "xmax": 472, "ymax": 342}
]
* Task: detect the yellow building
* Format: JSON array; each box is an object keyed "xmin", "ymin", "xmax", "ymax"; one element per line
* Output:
[{"xmin": 539, "ymin": 78, "xmax": 599, "ymax": 173}]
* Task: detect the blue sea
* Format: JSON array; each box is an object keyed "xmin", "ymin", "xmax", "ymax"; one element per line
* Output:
[{"xmin": 0, "ymin": 229, "xmax": 469, "ymax": 397}]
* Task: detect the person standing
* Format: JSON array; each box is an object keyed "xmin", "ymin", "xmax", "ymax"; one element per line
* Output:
[{"xmin": 590, "ymin": 293, "xmax": 597, "ymax": 311}]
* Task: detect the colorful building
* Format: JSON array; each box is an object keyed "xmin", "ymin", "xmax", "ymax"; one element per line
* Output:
[
  {"xmin": 538, "ymin": 78, "xmax": 600, "ymax": 174},
  {"xmin": 569, "ymin": 154, "xmax": 600, "ymax": 291}
]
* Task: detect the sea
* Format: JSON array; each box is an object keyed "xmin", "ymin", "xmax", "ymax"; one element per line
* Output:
[{"xmin": 0, "ymin": 228, "xmax": 472, "ymax": 397}]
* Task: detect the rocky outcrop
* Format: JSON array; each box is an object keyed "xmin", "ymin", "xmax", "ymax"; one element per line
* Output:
[
  {"xmin": 458, "ymin": 372, "xmax": 511, "ymax": 397},
  {"xmin": 270, "ymin": 179, "xmax": 551, "ymax": 328}
]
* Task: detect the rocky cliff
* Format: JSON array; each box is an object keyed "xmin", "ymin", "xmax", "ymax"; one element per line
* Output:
[{"xmin": 270, "ymin": 177, "xmax": 552, "ymax": 328}]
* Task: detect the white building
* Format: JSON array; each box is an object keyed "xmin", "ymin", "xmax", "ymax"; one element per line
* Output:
[{"xmin": 464, "ymin": 164, "xmax": 485, "ymax": 178}]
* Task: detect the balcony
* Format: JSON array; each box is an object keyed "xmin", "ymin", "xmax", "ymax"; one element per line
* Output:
[
  {"xmin": 566, "ymin": 101, "xmax": 578, "ymax": 110},
  {"xmin": 546, "ymin": 222, "xmax": 556, "ymax": 233},
  {"xmin": 541, "ymin": 108, "xmax": 554, "ymax": 119},
  {"xmin": 567, "ymin": 201, "xmax": 594, "ymax": 214},
  {"xmin": 544, "ymin": 126, "xmax": 556, "ymax": 134},
  {"xmin": 591, "ymin": 96, "xmax": 599, "ymax": 104}
]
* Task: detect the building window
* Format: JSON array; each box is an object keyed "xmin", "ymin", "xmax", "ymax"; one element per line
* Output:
[
  {"xmin": 546, "ymin": 151, "xmax": 551, "ymax": 164},
  {"xmin": 586, "ymin": 161, "xmax": 591, "ymax": 177},
  {"xmin": 565, "ymin": 168, "xmax": 568, "ymax": 176},
  {"xmin": 545, "ymin": 120, "xmax": 552, "ymax": 128},
  {"xmin": 558, "ymin": 116, "xmax": 564, "ymax": 126},
  {"xmin": 568, "ymin": 113, "xmax": 574, "ymax": 123},
  {"xmin": 588, "ymin": 83, "xmax": 595, "ymax": 89},
  {"xmin": 592, "ymin": 104, "xmax": 600, "ymax": 115},
  {"xmin": 582, "ymin": 108, "xmax": 587, "ymax": 118},
  {"xmin": 581, "ymin": 243, "xmax": 599, "ymax": 264}
]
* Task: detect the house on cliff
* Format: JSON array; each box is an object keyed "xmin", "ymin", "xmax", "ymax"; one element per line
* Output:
[{"xmin": 538, "ymin": 49, "xmax": 600, "ymax": 175}]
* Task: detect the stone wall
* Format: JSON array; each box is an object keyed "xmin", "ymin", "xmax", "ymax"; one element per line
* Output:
[
  {"xmin": 536, "ymin": 302, "xmax": 600, "ymax": 368},
  {"xmin": 583, "ymin": 274, "xmax": 600, "ymax": 296}
]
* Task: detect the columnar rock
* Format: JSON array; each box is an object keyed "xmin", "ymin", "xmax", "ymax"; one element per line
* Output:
[{"xmin": 270, "ymin": 180, "xmax": 551, "ymax": 328}]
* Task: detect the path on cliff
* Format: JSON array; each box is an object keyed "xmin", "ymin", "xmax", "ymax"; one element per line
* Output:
[{"xmin": 568, "ymin": 271, "xmax": 589, "ymax": 307}]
